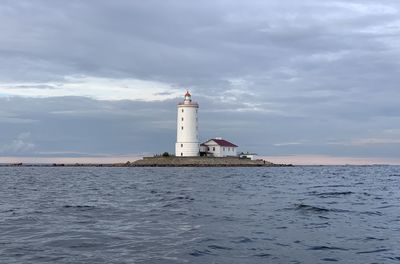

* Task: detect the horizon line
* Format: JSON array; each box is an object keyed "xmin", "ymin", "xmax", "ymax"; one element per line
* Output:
[{"xmin": 0, "ymin": 154, "xmax": 400, "ymax": 166}]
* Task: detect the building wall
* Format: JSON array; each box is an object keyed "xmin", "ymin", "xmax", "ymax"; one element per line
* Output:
[
  {"xmin": 175, "ymin": 104, "xmax": 199, "ymax": 156},
  {"xmin": 222, "ymin": 146, "xmax": 237, "ymax": 157},
  {"xmin": 175, "ymin": 142, "xmax": 200, "ymax": 157},
  {"xmin": 239, "ymin": 154, "xmax": 257, "ymax": 160},
  {"xmin": 202, "ymin": 141, "xmax": 237, "ymax": 157}
]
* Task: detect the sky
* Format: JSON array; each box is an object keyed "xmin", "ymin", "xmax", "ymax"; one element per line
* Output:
[{"xmin": 1, "ymin": 0, "xmax": 400, "ymax": 164}]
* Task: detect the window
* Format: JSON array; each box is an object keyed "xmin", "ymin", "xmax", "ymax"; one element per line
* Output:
[
  {"xmin": 181, "ymin": 126, "xmax": 183, "ymax": 130},
  {"xmin": 181, "ymin": 117, "xmax": 184, "ymax": 121},
  {"xmin": 212, "ymin": 147, "xmax": 215, "ymax": 151},
  {"xmin": 181, "ymin": 153, "xmax": 183, "ymax": 156},
  {"xmin": 182, "ymin": 109, "xmax": 184, "ymax": 113},
  {"xmin": 223, "ymin": 147, "xmax": 225, "ymax": 151},
  {"xmin": 181, "ymin": 144, "xmax": 183, "ymax": 148}
]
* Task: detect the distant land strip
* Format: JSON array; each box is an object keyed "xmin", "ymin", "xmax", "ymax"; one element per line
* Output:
[{"xmin": 1, "ymin": 157, "xmax": 293, "ymax": 167}]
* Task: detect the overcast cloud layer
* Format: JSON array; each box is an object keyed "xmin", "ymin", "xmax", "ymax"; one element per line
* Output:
[{"xmin": 1, "ymin": 0, "xmax": 400, "ymax": 163}]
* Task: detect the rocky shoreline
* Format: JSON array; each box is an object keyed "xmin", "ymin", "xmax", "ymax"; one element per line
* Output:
[
  {"xmin": 0, "ymin": 157, "xmax": 292, "ymax": 167},
  {"xmin": 125, "ymin": 156, "xmax": 291, "ymax": 167}
]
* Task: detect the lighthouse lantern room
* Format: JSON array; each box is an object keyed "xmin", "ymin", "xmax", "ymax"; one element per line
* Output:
[{"xmin": 175, "ymin": 91, "xmax": 200, "ymax": 157}]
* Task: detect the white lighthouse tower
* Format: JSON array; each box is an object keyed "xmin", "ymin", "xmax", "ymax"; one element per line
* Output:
[{"xmin": 175, "ymin": 91, "xmax": 200, "ymax": 157}]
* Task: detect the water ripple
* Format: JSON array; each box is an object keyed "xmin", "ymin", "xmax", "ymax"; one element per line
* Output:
[{"xmin": 0, "ymin": 166, "xmax": 399, "ymax": 263}]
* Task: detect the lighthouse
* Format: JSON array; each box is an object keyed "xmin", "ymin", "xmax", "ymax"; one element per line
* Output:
[{"xmin": 175, "ymin": 91, "xmax": 200, "ymax": 157}]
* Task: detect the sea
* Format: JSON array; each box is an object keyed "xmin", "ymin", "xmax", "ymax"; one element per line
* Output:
[{"xmin": 0, "ymin": 166, "xmax": 399, "ymax": 264}]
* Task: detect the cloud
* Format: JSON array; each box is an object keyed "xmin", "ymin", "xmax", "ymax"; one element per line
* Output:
[
  {"xmin": 0, "ymin": 132, "xmax": 35, "ymax": 154},
  {"xmin": 351, "ymin": 138, "xmax": 400, "ymax": 146},
  {"xmin": 323, "ymin": 2, "xmax": 397, "ymax": 16},
  {"xmin": 273, "ymin": 142, "xmax": 305, "ymax": 147},
  {"xmin": 0, "ymin": 76, "xmax": 182, "ymax": 101}
]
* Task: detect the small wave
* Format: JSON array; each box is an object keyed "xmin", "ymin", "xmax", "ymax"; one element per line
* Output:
[
  {"xmin": 197, "ymin": 238, "xmax": 217, "ymax": 243},
  {"xmin": 161, "ymin": 195, "xmax": 194, "ymax": 202},
  {"xmin": 376, "ymin": 205, "xmax": 396, "ymax": 209},
  {"xmin": 122, "ymin": 185, "xmax": 136, "ymax": 190},
  {"xmin": 373, "ymin": 225, "xmax": 389, "ymax": 230},
  {"xmin": 308, "ymin": 246, "xmax": 348, "ymax": 251},
  {"xmin": 44, "ymin": 238, "xmax": 103, "ymax": 249},
  {"xmin": 295, "ymin": 204, "xmax": 349, "ymax": 213},
  {"xmin": 162, "ymin": 203, "xmax": 177, "ymax": 208},
  {"xmin": 208, "ymin": 244, "xmax": 233, "ymax": 250},
  {"xmin": 13, "ymin": 215, "xmax": 40, "ymax": 223},
  {"xmin": 321, "ymin": 258, "xmax": 339, "ymax": 262},
  {"xmin": 161, "ymin": 195, "xmax": 194, "ymax": 207},
  {"xmin": 254, "ymin": 253, "xmax": 271, "ymax": 257},
  {"xmin": 386, "ymin": 256, "xmax": 400, "ymax": 261},
  {"xmin": 261, "ymin": 237, "xmax": 274, "ymax": 241},
  {"xmin": 306, "ymin": 222, "xmax": 330, "ymax": 228},
  {"xmin": 173, "ymin": 195, "xmax": 194, "ymax": 201},
  {"xmin": 295, "ymin": 204, "xmax": 330, "ymax": 213},
  {"xmin": 308, "ymin": 184, "xmax": 350, "ymax": 189},
  {"xmin": 221, "ymin": 216, "xmax": 236, "ymax": 222},
  {"xmin": 360, "ymin": 211, "xmax": 383, "ymax": 216},
  {"xmin": 1, "ymin": 209, "xmax": 15, "ymax": 213},
  {"xmin": 231, "ymin": 237, "xmax": 253, "ymax": 243},
  {"xmin": 357, "ymin": 248, "xmax": 389, "ymax": 254},
  {"xmin": 310, "ymin": 191, "xmax": 353, "ymax": 197},
  {"xmin": 364, "ymin": 236, "xmax": 385, "ymax": 241},
  {"xmin": 62, "ymin": 205, "xmax": 96, "ymax": 211},
  {"xmin": 189, "ymin": 249, "xmax": 214, "ymax": 257}
]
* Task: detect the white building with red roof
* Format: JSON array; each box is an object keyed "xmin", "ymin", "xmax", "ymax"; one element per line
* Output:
[{"xmin": 200, "ymin": 137, "xmax": 238, "ymax": 157}]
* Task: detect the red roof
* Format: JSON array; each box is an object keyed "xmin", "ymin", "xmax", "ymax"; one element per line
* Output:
[
  {"xmin": 207, "ymin": 138, "xmax": 238, "ymax": 147},
  {"xmin": 185, "ymin": 90, "xmax": 191, "ymax": 97}
]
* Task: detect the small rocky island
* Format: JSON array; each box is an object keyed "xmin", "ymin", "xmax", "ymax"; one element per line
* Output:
[
  {"xmin": 0, "ymin": 155, "xmax": 292, "ymax": 167},
  {"xmin": 128, "ymin": 156, "xmax": 290, "ymax": 167}
]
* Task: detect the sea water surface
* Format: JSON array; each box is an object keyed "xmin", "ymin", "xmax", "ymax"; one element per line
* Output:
[{"xmin": 0, "ymin": 166, "xmax": 399, "ymax": 263}]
